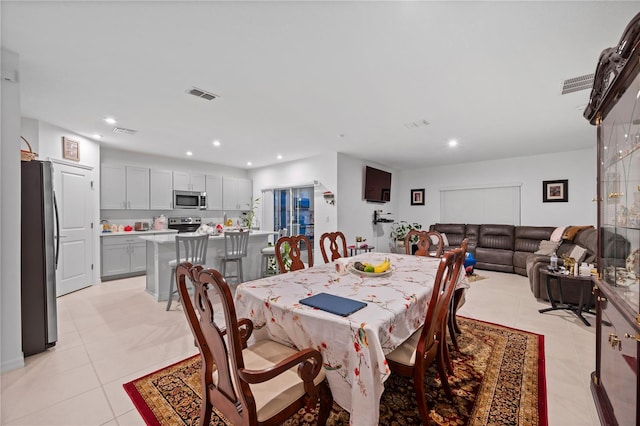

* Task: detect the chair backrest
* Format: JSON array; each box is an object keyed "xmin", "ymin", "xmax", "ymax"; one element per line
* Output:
[
  {"xmin": 224, "ymin": 230, "xmax": 249, "ymax": 259},
  {"xmin": 405, "ymin": 230, "xmax": 444, "ymax": 257},
  {"xmin": 415, "ymin": 244, "xmax": 465, "ymax": 361},
  {"xmin": 319, "ymin": 231, "xmax": 347, "ymax": 263},
  {"xmin": 436, "ymin": 239, "xmax": 467, "ymax": 328},
  {"xmin": 176, "ymin": 234, "xmax": 209, "ymax": 265},
  {"xmin": 275, "ymin": 235, "xmax": 313, "ymax": 272},
  {"xmin": 176, "ymin": 262, "xmax": 255, "ymax": 425}
]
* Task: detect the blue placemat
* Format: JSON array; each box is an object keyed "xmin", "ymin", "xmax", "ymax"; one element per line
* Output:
[{"xmin": 299, "ymin": 292, "xmax": 367, "ymax": 317}]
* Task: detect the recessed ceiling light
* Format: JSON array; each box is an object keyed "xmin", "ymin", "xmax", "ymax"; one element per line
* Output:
[
  {"xmin": 247, "ymin": 161, "xmax": 252, "ymax": 166},
  {"xmin": 213, "ymin": 140, "xmax": 221, "ymax": 147},
  {"xmin": 448, "ymin": 139, "xmax": 458, "ymax": 147},
  {"xmin": 186, "ymin": 151, "xmax": 193, "ymax": 156},
  {"xmin": 277, "ymin": 154, "xmax": 283, "ymax": 160},
  {"xmin": 104, "ymin": 117, "xmax": 116, "ymax": 124},
  {"xmin": 92, "ymin": 134, "xmax": 102, "ymax": 139}
]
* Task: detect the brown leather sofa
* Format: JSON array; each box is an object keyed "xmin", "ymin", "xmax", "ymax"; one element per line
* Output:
[{"xmin": 429, "ymin": 223, "xmax": 628, "ymax": 305}]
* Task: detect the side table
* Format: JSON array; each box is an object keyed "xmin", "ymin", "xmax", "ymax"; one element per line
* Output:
[
  {"xmin": 348, "ymin": 245, "xmax": 375, "ymax": 256},
  {"xmin": 538, "ymin": 268, "xmax": 596, "ymax": 326}
]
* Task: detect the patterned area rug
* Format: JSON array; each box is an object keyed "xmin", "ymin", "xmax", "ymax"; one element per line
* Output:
[{"xmin": 124, "ymin": 317, "xmax": 547, "ymax": 425}]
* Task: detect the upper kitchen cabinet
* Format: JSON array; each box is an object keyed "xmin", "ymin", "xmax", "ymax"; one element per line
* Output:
[
  {"xmin": 222, "ymin": 177, "xmax": 252, "ymax": 210},
  {"xmin": 206, "ymin": 175, "xmax": 223, "ymax": 211},
  {"xmin": 173, "ymin": 171, "xmax": 205, "ymax": 192},
  {"xmin": 101, "ymin": 165, "xmax": 149, "ymax": 210},
  {"xmin": 150, "ymin": 169, "xmax": 173, "ymax": 210}
]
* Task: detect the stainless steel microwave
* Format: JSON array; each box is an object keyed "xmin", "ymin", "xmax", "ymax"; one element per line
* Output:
[{"xmin": 173, "ymin": 190, "xmax": 207, "ymax": 210}]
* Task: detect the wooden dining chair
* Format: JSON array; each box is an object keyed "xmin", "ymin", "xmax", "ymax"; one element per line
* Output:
[
  {"xmin": 447, "ymin": 239, "xmax": 468, "ymax": 355},
  {"xmin": 275, "ymin": 235, "xmax": 313, "ymax": 272},
  {"xmin": 176, "ymin": 262, "xmax": 333, "ymax": 426},
  {"xmin": 385, "ymin": 248, "xmax": 464, "ymax": 425},
  {"xmin": 405, "ymin": 230, "xmax": 444, "ymax": 257},
  {"xmin": 319, "ymin": 231, "xmax": 347, "ymax": 263}
]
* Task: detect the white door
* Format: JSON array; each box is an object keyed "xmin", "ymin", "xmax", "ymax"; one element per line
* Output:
[{"xmin": 53, "ymin": 161, "xmax": 93, "ymax": 296}]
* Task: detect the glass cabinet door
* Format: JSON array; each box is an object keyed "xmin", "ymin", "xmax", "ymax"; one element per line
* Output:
[{"xmin": 598, "ymin": 70, "xmax": 640, "ymax": 313}]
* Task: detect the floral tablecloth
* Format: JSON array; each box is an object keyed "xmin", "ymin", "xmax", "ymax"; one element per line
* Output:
[{"xmin": 234, "ymin": 252, "xmax": 468, "ymax": 425}]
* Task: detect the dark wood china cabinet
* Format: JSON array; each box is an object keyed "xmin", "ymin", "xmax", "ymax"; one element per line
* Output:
[{"xmin": 584, "ymin": 12, "xmax": 640, "ymax": 426}]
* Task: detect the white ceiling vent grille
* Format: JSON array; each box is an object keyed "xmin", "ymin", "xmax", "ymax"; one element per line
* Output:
[
  {"xmin": 112, "ymin": 127, "xmax": 138, "ymax": 135},
  {"xmin": 561, "ymin": 73, "xmax": 595, "ymax": 95},
  {"xmin": 404, "ymin": 119, "xmax": 430, "ymax": 129},
  {"xmin": 187, "ymin": 87, "xmax": 219, "ymax": 101}
]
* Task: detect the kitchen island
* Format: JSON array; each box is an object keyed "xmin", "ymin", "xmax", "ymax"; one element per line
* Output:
[{"xmin": 139, "ymin": 231, "xmax": 273, "ymax": 302}]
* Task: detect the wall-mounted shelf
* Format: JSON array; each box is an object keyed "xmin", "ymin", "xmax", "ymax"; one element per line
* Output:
[{"xmin": 373, "ymin": 210, "xmax": 394, "ymax": 224}]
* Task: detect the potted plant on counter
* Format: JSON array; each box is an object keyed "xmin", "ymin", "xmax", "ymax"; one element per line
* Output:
[
  {"xmin": 389, "ymin": 221, "xmax": 422, "ymax": 252},
  {"xmin": 242, "ymin": 197, "xmax": 260, "ymax": 230}
]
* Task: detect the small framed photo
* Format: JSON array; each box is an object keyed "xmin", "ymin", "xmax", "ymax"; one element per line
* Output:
[
  {"xmin": 543, "ymin": 179, "xmax": 568, "ymax": 202},
  {"xmin": 62, "ymin": 137, "xmax": 80, "ymax": 161},
  {"xmin": 411, "ymin": 188, "xmax": 425, "ymax": 206}
]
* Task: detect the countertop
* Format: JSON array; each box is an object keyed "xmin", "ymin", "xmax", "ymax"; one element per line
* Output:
[
  {"xmin": 100, "ymin": 229, "xmax": 178, "ymax": 237},
  {"xmin": 139, "ymin": 230, "xmax": 274, "ymax": 243}
]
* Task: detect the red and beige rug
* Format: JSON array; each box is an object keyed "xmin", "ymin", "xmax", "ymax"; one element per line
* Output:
[{"xmin": 124, "ymin": 317, "xmax": 547, "ymax": 425}]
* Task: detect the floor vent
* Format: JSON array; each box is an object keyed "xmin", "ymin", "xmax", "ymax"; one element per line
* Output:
[
  {"xmin": 187, "ymin": 87, "xmax": 219, "ymax": 101},
  {"xmin": 112, "ymin": 127, "xmax": 138, "ymax": 135},
  {"xmin": 561, "ymin": 73, "xmax": 595, "ymax": 95}
]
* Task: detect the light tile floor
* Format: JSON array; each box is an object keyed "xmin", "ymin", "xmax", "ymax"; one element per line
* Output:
[{"xmin": 1, "ymin": 270, "xmax": 600, "ymax": 425}]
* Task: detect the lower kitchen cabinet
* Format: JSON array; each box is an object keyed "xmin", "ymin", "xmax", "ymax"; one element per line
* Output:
[{"xmin": 101, "ymin": 235, "xmax": 147, "ymax": 281}]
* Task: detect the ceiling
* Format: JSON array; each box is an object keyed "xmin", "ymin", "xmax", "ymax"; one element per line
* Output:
[{"xmin": 2, "ymin": 1, "xmax": 638, "ymax": 170}]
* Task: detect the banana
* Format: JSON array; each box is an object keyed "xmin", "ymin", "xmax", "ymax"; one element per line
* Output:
[{"xmin": 373, "ymin": 258, "xmax": 391, "ymax": 273}]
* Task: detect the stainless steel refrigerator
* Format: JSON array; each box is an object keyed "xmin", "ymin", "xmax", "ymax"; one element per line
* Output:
[{"xmin": 21, "ymin": 160, "xmax": 58, "ymax": 356}]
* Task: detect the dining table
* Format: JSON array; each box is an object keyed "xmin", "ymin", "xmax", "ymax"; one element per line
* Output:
[{"xmin": 234, "ymin": 252, "xmax": 468, "ymax": 425}]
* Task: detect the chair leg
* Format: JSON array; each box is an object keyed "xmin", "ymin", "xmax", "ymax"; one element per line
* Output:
[
  {"xmin": 436, "ymin": 341, "xmax": 454, "ymax": 400},
  {"xmin": 413, "ymin": 365, "xmax": 432, "ymax": 425},
  {"xmin": 315, "ymin": 379, "xmax": 333, "ymax": 425},
  {"xmin": 238, "ymin": 258, "xmax": 244, "ymax": 283},
  {"xmin": 166, "ymin": 267, "xmax": 176, "ymax": 311},
  {"xmin": 198, "ymin": 398, "xmax": 213, "ymax": 426},
  {"xmin": 440, "ymin": 320, "xmax": 454, "ymax": 375},
  {"xmin": 448, "ymin": 311, "xmax": 460, "ymax": 352}
]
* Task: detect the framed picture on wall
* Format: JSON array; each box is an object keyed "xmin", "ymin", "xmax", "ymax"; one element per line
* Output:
[
  {"xmin": 411, "ymin": 188, "xmax": 425, "ymax": 206},
  {"xmin": 542, "ymin": 179, "xmax": 568, "ymax": 202},
  {"xmin": 62, "ymin": 137, "xmax": 80, "ymax": 161}
]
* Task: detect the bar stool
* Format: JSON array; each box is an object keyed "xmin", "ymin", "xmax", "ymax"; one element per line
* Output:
[
  {"xmin": 166, "ymin": 234, "xmax": 208, "ymax": 311},
  {"xmin": 221, "ymin": 230, "xmax": 249, "ymax": 284},
  {"xmin": 260, "ymin": 229, "xmax": 287, "ymax": 277}
]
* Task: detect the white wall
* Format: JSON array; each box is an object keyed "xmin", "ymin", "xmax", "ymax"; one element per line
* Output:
[
  {"xmin": 1, "ymin": 48, "xmax": 25, "ymax": 372},
  {"xmin": 396, "ymin": 148, "xmax": 597, "ymax": 228},
  {"xmin": 249, "ymin": 152, "xmax": 338, "ymax": 256},
  {"xmin": 337, "ymin": 153, "xmax": 399, "ymax": 253}
]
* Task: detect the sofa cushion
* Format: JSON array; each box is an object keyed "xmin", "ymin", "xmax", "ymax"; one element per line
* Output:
[
  {"xmin": 429, "ymin": 223, "xmax": 466, "ymax": 247},
  {"xmin": 535, "ymin": 240, "xmax": 561, "ymax": 256},
  {"xmin": 569, "ymin": 245, "xmax": 587, "ymax": 264},
  {"xmin": 515, "ymin": 226, "xmax": 555, "ymax": 253},
  {"xmin": 550, "ymin": 226, "xmax": 566, "ymax": 242},
  {"xmin": 478, "ymin": 224, "xmax": 515, "ymax": 250}
]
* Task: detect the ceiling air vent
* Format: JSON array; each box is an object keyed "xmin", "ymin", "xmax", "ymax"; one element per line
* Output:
[
  {"xmin": 187, "ymin": 87, "xmax": 219, "ymax": 101},
  {"xmin": 404, "ymin": 119, "xmax": 430, "ymax": 129},
  {"xmin": 561, "ymin": 73, "xmax": 595, "ymax": 95},
  {"xmin": 112, "ymin": 127, "xmax": 138, "ymax": 135}
]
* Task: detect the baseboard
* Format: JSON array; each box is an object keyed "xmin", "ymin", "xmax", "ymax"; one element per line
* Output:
[{"xmin": 1, "ymin": 354, "xmax": 25, "ymax": 373}]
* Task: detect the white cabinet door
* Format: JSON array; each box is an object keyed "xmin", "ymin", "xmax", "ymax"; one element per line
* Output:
[
  {"xmin": 206, "ymin": 175, "xmax": 223, "ymax": 210},
  {"xmin": 126, "ymin": 166, "xmax": 150, "ymax": 209},
  {"xmin": 150, "ymin": 169, "xmax": 173, "ymax": 210},
  {"xmin": 173, "ymin": 171, "xmax": 190, "ymax": 191},
  {"xmin": 191, "ymin": 173, "xmax": 206, "ymax": 192},
  {"xmin": 238, "ymin": 178, "xmax": 253, "ymax": 209},
  {"xmin": 101, "ymin": 164, "xmax": 126, "ymax": 209},
  {"xmin": 223, "ymin": 177, "xmax": 253, "ymax": 210},
  {"xmin": 130, "ymin": 242, "xmax": 147, "ymax": 273},
  {"xmin": 102, "ymin": 242, "xmax": 131, "ymax": 277},
  {"xmin": 222, "ymin": 177, "xmax": 239, "ymax": 210}
]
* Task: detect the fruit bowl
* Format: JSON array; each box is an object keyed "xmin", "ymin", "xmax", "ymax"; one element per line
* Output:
[{"xmin": 348, "ymin": 265, "xmax": 392, "ymax": 277}]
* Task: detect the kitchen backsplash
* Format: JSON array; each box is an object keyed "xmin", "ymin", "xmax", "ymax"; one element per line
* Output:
[{"xmin": 101, "ymin": 209, "xmax": 246, "ymax": 229}]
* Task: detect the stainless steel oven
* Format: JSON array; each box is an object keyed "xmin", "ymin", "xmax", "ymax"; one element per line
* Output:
[{"xmin": 173, "ymin": 190, "xmax": 207, "ymax": 210}]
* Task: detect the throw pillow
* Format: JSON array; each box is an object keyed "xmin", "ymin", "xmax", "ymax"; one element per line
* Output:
[
  {"xmin": 562, "ymin": 225, "xmax": 594, "ymax": 241},
  {"xmin": 550, "ymin": 226, "xmax": 566, "ymax": 242},
  {"xmin": 441, "ymin": 233, "xmax": 449, "ymax": 247},
  {"xmin": 535, "ymin": 240, "xmax": 561, "ymax": 256},
  {"xmin": 568, "ymin": 245, "xmax": 587, "ymax": 264}
]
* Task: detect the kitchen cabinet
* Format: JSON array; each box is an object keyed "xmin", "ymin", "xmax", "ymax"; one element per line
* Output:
[
  {"xmin": 101, "ymin": 235, "xmax": 147, "ymax": 280},
  {"xmin": 206, "ymin": 174, "xmax": 223, "ymax": 211},
  {"xmin": 173, "ymin": 171, "xmax": 205, "ymax": 192},
  {"xmin": 223, "ymin": 177, "xmax": 252, "ymax": 210},
  {"xmin": 101, "ymin": 165, "xmax": 149, "ymax": 210},
  {"xmin": 150, "ymin": 169, "xmax": 173, "ymax": 210},
  {"xmin": 584, "ymin": 13, "xmax": 640, "ymax": 426}
]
